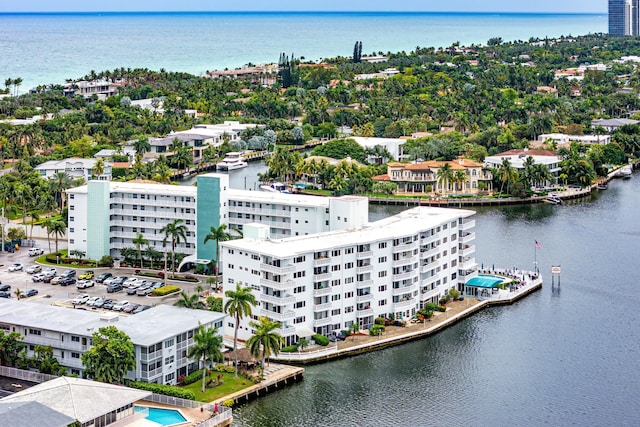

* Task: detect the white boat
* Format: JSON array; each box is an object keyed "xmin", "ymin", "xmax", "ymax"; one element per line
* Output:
[
  {"xmin": 544, "ymin": 194, "xmax": 562, "ymax": 205},
  {"xmin": 216, "ymin": 152, "xmax": 248, "ymax": 171},
  {"xmin": 260, "ymin": 182, "xmax": 291, "ymax": 193},
  {"xmin": 617, "ymin": 165, "xmax": 632, "ymax": 179}
]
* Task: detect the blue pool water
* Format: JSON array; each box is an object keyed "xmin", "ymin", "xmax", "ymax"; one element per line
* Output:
[
  {"xmin": 135, "ymin": 406, "xmax": 187, "ymax": 426},
  {"xmin": 466, "ymin": 274, "xmax": 504, "ymax": 288}
]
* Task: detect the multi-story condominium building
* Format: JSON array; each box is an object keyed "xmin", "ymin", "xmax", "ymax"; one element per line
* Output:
[
  {"xmin": 610, "ymin": 0, "xmax": 640, "ymax": 36},
  {"xmin": 0, "ymin": 300, "xmax": 226, "ymax": 385},
  {"xmin": 221, "ymin": 207, "xmax": 477, "ymax": 346},
  {"xmin": 375, "ymin": 158, "xmax": 493, "ymax": 195},
  {"xmin": 67, "ymin": 174, "xmax": 368, "ymax": 266}
]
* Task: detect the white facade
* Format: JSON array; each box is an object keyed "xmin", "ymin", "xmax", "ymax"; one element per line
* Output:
[
  {"xmin": 67, "ymin": 177, "xmax": 368, "ymax": 262},
  {"xmin": 484, "ymin": 149, "xmax": 562, "ymax": 185},
  {"xmin": 0, "ymin": 300, "xmax": 226, "ymax": 385},
  {"xmin": 35, "ymin": 157, "xmax": 112, "ymax": 181},
  {"xmin": 538, "ymin": 133, "xmax": 612, "ymax": 145},
  {"xmin": 221, "ymin": 207, "xmax": 477, "ymax": 346},
  {"xmin": 350, "ymin": 136, "xmax": 407, "ymax": 162}
]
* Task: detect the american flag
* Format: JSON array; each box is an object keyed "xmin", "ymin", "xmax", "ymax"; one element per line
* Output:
[{"xmin": 535, "ymin": 240, "xmax": 542, "ymax": 249}]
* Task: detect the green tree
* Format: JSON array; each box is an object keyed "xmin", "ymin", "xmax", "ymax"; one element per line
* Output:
[
  {"xmin": 246, "ymin": 316, "xmax": 284, "ymax": 372},
  {"xmin": 49, "ymin": 172, "xmax": 73, "ymax": 213},
  {"xmin": 132, "ymin": 232, "xmax": 148, "ymax": 268},
  {"xmin": 204, "ymin": 224, "xmax": 232, "ymax": 281},
  {"xmin": 32, "ymin": 345, "xmax": 65, "ymax": 375},
  {"xmin": 93, "ymin": 158, "xmax": 105, "ymax": 180},
  {"xmin": 224, "ymin": 283, "xmax": 256, "ymax": 377},
  {"xmin": 48, "ymin": 220, "xmax": 66, "ymax": 253},
  {"xmin": 81, "ymin": 326, "xmax": 135, "ymax": 384},
  {"xmin": 187, "ymin": 325, "xmax": 223, "ymax": 393},
  {"xmin": 0, "ymin": 331, "xmax": 25, "ymax": 367},
  {"xmin": 174, "ymin": 291, "xmax": 205, "ymax": 309},
  {"xmin": 160, "ymin": 219, "xmax": 187, "ymax": 272},
  {"xmin": 436, "ymin": 163, "xmax": 454, "ymax": 195}
]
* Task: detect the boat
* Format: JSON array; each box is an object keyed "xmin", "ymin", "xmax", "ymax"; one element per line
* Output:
[
  {"xmin": 216, "ymin": 152, "xmax": 248, "ymax": 171},
  {"xmin": 616, "ymin": 165, "xmax": 632, "ymax": 179},
  {"xmin": 543, "ymin": 194, "xmax": 562, "ymax": 205},
  {"xmin": 597, "ymin": 182, "xmax": 608, "ymax": 190},
  {"xmin": 260, "ymin": 182, "xmax": 291, "ymax": 193}
]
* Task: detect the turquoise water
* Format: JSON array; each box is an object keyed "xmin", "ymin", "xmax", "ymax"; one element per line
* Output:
[
  {"xmin": 0, "ymin": 12, "xmax": 606, "ymax": 91},
  {"xmin": 466, "ymin": 274, "xmax": 505, "ymax": 288},
  {"xmin": 134, "ymin": 406, "xmax": 187, "ymax": 426}
]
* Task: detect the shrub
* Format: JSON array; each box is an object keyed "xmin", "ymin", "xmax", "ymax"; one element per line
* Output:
[
  {"xmin": 127, "ymin": 381, "xmax": 196, "ymax": 400},
  {"xmin": 369, "ymin": 324, "xmax": 385, "ymax": 336},
  {"xmin": 182, "ymin": 369, "xmax": 204, "ymax": 385},
  {"xmin": 374, "ymin": 317, "xmax": 385, "ymax": 325},
  {"xmin": 281, "ymin": 345, "xmax": 299, "ymax": 353},
  {"xmin": 213, "ymin": 363, "xmax": 235, "ymax": 373},
  {"xmin": 151, "ymin": 285, "xmax": 181, "ymax": 296},
  {"xmin": 168, "ymin": 275, "xmax": 199, "ymax": 283},
  {"xmin": 98, "ymin": 255, "xmax": 113, "ymax": 267},
  {"xmin": 313, "ymin": 334, "xmax": 329, "ymax": 346},
  {"xmin": 448, "ymin": 288, "xmax": 461, "ymax": 300},
  {"xmin": 424, "ymin": 302, "xmax": 445, "ymax": 312},
  {"xmin": 223, "ymin": 399, "xmax": 235, "ymax": 407}
]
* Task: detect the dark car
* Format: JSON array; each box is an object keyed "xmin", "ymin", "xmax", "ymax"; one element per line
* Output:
[
  {"xmin": 0, "ymin": 291, "xmax": 10, "ymax": 298},
  {"xmin": 59, "ymin": 277, "xmax": 76, "ymax": 287},
  {"xmin": 24, "ymin": 289, "xmax": 38, "ymax": 298},
  {"xmin": 112, "ymin": 276, "xmax": 127, "ymax": 285},
  {"xmin": 0, "ymin": 284, "xmax": 10, "ymax": 292},
  {"xmin": 96, "ymin": 272, "xmax": 113, "ymax": 283},
  {"xmin": 107, "ymin": 283, "xmax": 123, "ymax": 293},
  {"xmin": 122, "ymin": 303, "xmax": 139, "ymax": 314},
  {"xmin": 132, "ymin": 304, "xmax": 151, "ymax": 314},
  {"xmin": 102, "ymin": 299, "xmax": 117, "ymax": 310}
]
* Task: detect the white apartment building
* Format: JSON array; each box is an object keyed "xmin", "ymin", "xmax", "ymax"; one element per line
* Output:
[
  {"xmin": 221, "ymin": 207, "xmax": 477, "ymax": 347},
  {"xmin": 67, "ymin": 174, "xmax": 368, "ymax": 266},
  {"xmin": 0, "ymin": 300, "xmax": 226, "ymax": 385}
]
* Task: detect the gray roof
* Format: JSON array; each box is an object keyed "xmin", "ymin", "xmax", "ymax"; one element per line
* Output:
[
  {"xmin": 0, "ymin": 401, "xmax": 74, "ymax": 427},
  {"xmin": 0, "ymin": 300, "xmax": 226, "ymax": 347},
  {"xmin": 591, "ymin": 118, "xmax": 640, "ymax": 127},
  {"xmin": 0, "ymin": 377, "xmax": 151, "ymax": 423}
]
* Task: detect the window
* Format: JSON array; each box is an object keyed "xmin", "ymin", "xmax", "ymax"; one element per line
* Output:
[
  {"xmin": 165, "ymin": 373, "xmax": 175, "ymax": 382},
  {"xmin": 345, "ymin": 247, "xmax": 354, "ymax": 254},
  {"xmin": 295, "ymin": 301, "xmax": 306, "ymax": 308},
  {"xmin": 344, "ymin": 262, "xmax": 354, "ymax": 269},
  {"xmin": 345, "ymin": 306, "xmax": 354, "ymax": 313},
  {"xmin": 294, "ymin": 316, "xmax": 306, "ymax": 324},
  {"xmin": 294, "ymin": 286, "xmax": 306, "ymax": 294},
  {"xmin": 71, "ymin": 352, "xmax": 80, "ymax": 359},
  {"xmin": 71, "ymin": 336, "xmax": 80, "ymax": 342},
  {"xmin": 165, "ymin": 356, "xmax": 174, "ymax": 365},
  {"xmin": 344, "ymin": 291, "xmax": 354, "ymax": 298},
  {"xmin": 332, "ymin": 265, "xmax": 341, "ymax": 272},
  {"xmin": 378, "ymin": 242, "xmax": 387, "ymax": 249},
  {"xmin": 332, "ymin": 294, "xmax": 341, "ymax": 301},
  {"xmin": 378, "ymin": 299, "xmax": 387, "ymax": 306},
  {"xmin": 164, "ymin": 339, "xmax": 174, "ymax": 348},
  {"xmin": 378, "ymin": 285, "xmax": 387, "ymax": 292},
  {"xmin": 69, "ymin": 217, "xmax": 74, "ymax": 222},
  {"xmin": 378, "ymin": 271, "xmax": 387, "ymax": 278},
  {"xmin": 378, "ymin": 256, "xmax": 387, "ymax": 263},
  {"xmin": 28, "ymin": 329, "xmax": 41, "ymax": 336}
]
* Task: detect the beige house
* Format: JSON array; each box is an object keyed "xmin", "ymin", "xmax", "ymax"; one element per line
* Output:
[{"xmin": 374, "ymin": 158, "xmax": 492, "ymax": 195}]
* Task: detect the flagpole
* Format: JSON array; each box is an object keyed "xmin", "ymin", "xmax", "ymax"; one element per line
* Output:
[{"xmin": 534, "ymin": 242, "xmax": 538, "ymax": 274}]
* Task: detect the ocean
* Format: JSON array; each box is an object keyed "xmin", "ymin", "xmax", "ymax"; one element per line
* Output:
[{"xmin": 0, "ymin": 11, "xmax": 606, "ymax": 92}]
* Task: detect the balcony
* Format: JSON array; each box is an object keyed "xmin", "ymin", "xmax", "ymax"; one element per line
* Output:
[
  {"xmin": 393, "ymin": 298, "xmax": 417, "ymax": 310},
  {"xmin": 392, "ymin": 257, "xmax": 415, "ymax": 268},
  {"xmin": 313, "ymin": 257, "xmax": 332, "ymax": 266},
  {"xmin": 313, "ymin": 302, "xmax": 332, "ymax": 312},
  {"xmin": 356, "ymin": 250, "xmax": 373, "ymax": 259},
  {"xmin": 460, "ymin": 219, "xmax": 476, "ymax": 231},
  {"xmin": 459, "ymin": 231, "xmax": 476, "ymax": 244},
  {"xmin": 313, "ymin": 287, "xmax": 332, "ymax": 297},
  {"xmin": 275, "ymin": 326, "xmax": 297, "ymax": 337},
  {"xmin": 313, "ymin": 317, "xmax": 333, "ymax": 327},
  {"xmin": 259, "ymin": 277, "xmax": 295, "ymax": 290},
  {"xmin": 392, "ymin": 270, "xmax": 417, "ymax": 281},
  {"xmin": 460, "ymin": 257, "xmax": 477, "ymax": 271},
  {"xmin": 140, "ymin": 350, "xmax": 162, "ymax": 362},
  {"xmin": 392, "ymin": 283, "xmax": 418, "ymax": 297},
  {"xmin": 458, "ymin": 245, "xmax": 476, "ymax": 257},
  {"xmin": 356, "ymin": 308, "xmax": 374, "ymax": 318},
  {"xmin": 356, "ymin": 293, "xmax": 373, "ymax": 303},
  {"xmin": 260, "ymin": 309, "xmax": 295, "ymax": 322},
  {"xmin": 356, "ymin": 265, "xmax": 373, "ymax": 273},
  {"xmin": 356, "ymin": 279, "xmax": 374, "ymax": 289},
  {"xmin": 313, "ymin": 272, "xmax": 332, "ymax": 281},
  {"xmin": 260, "ymin": 262, "xmax": 295, "ymax": 274},
  {"xmin": 260, "ymin": 293, "xmax": 296, "ymax": 305},
  {"xmin": 392, "ymin": 240, "xmax": 419, "ymax": 253}
]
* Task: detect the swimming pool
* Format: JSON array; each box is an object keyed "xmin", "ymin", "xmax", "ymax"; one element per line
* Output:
[
  {"xmin": 135, "ymin": 406, "xmax": 187, "ymax": 426},
  {"xmin": 466, "ymin": 274, "xmax": 504, "ymax": 288}
]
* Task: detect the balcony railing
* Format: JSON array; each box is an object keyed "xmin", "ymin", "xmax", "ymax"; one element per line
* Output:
[
  {"xmin": 356, "ymin": 279, "xmax": 374, "ymax": 289},
  {"xmin": 313, "ymin": 317, "xmax": 333, "ymax": 327},
  {"xmin": 459, "ymin": 232, "xmax": 476, "ymax": 243},
  {"xmin": 460, "ymin": 219, "xmax": 476, "ymax": 231},
  {"xmin": 392, "ymin": 283, "xmax": 418, "ymax": 296},
  {"xmin": 356, "ymin": 293, "xmax": 373, "ymax": 303},
  {"xmin": 259, "ymin": 277, "xmax": 295, "ymax": 290},
  {"xmin": 260, "ymin": 309, "xmax": 295, "ymax": 322},
  {"xmin": 313, "ymin": 302, "xmax": 332, "ymax": 312},
  {"xmin": 313, "ymin": 257, "xmax": 332, "ymax": 266},
  {"xmin": 313, "ymin": 272, "xmax": 333, "ymax": 281},
  {"xmin": 356, "ymin": 250, "xmax": 373, "ymax": 259},
  {"xmin": 260, "ymin": 262, "xmax": 295, "ymax": 274},
  {"xmin": 313, "ymin": 287, "xmax": 332, "ymax": 297},
  {"xmin": 356, "ymin": 308, "xmax": 374, "ymax": 317},
  {"xmin": 260, "ymin": 293, "xmax": 296, "ymax": 305},
  {"xmin": 392, "ymin": 270, "xmax": 417, "ymax": 281},
  {"xmin": 356, "ymin": 265, "xmax": 373, "ymax": 273},
  {"xmin": 393, "ymin": 298, "xmax": 417, "ymax": 310}
]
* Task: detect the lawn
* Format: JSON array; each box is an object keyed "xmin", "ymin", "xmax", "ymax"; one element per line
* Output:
[
  {"xmin": 181, "ymin": 370, "xmax": 257, "ymax": 402},
  {"xmin": 35, "ymin": 249, "xmax": 99, "ymax": 268}
]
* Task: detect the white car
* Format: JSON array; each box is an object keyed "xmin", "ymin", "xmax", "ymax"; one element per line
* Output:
[
  {"xmin": 76, "ymin": 279, "xmax": 95, "ymax": 289},
  {"xmin": 112, "ymin": 300, "xmax": 130, "ymax": 311},
  {"xmin": 28, "ymin": 248, "xmax": 45, "ymax": 256},
  {"xmin": 71, "ymin": 294, "xmax": 90, "ymax": 305},
  {"xmin": 26, "ymin": 265, "xmax": 42, "ymax": 274},
  {"xmin": 103, "ymin": 276, "xmax": 119, "ymax": 286},
  {"xmin": 8, "ymin": 263, "xmax": 23, "ymax": 272},
  {"xmin": 87, "ymin": 297, "xmax": 102, "ymax": 307},
  {"xmin": 43, "ymin": 267, "xmax": 57, "ymax": 276},
  {"xmin": 123, "ymin": 278, "xmax": 140, "ymax": 288}
]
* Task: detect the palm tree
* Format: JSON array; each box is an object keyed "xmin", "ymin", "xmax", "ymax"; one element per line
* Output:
[
  {"xmin": 498, "ymin": 158, "xmax": 517, "ymax": 195},
  {"xmin": 132, "ymin": 232, "xmax": 148, "ymax": 268},
  {"xmin": 133, "ymin": 137, "xmax": 151, "ymax": 158},
  {"xmin": 204, "ymin": 224, "xmax": 232, "ymax": 281},
  {"xmin": 187, "ymin": 325, "xmax": 223, "ymax": 393},
  {"xmin": 93, "ymin": 159, "xmax": 105, "ymax": 180},
  {"xmin": 174, "ymin": 291, "xmax": 205, "ymax": 309},
  {"xmin": 453, "ymin": 170, "xmax": 467, "ymax": 194},
  {"xmin": 48, "ymin": 220, "xmax": 66, "ymax": 253},
  {"xmin": 224, "ymin": 283, "xmax": 256, "ymax": 377},
  {"xmin": 436, "ymin": 163, "xmax": 454, "ymax": 195},
  {"xmin": 160, "ymin": 219, "xmax": 187, "ymax": 272},
  {"xmin": 49, "ymin": 172, "xmax": 72, "ymax": 213},
  {"xmin": 246, "ymin": 316, "xmax": 284, "ymax": 372}
]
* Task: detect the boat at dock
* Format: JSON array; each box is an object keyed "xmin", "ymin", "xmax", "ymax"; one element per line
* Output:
[
  {"xmin": 260, "ymin": 182, "xmax": 291, "ymax": 193},
  {"xmin": 597, "ymin": 182, "xmax": 608, "ymax": 190},
  {"xmin": 616, "ymin": 165, "xmax": 632, "ymax": 179},
  {"xmin": 543, "ymin": 194, "xmax": 562, "ymax": 204},
  {"xmin": 216, "ymin": 152, "xmax": 248, "ymax": 171}
]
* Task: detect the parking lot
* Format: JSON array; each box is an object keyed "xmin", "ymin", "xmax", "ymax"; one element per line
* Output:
[{"xmin": 0, "ymin": 246, "xmax": 215, "ymax": 315}]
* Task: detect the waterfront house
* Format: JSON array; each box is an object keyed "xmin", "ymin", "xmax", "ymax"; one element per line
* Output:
[
  {"xmin": 484, "ymin": 149, "xmax": 561, "ymax": 186},
  {"xmin": 538, "ymin": 133, "xmax": 612, "ymax": 146},
  {"xmin": 35, "ymin": 157, "xmax": 112, "ymax": 181}
]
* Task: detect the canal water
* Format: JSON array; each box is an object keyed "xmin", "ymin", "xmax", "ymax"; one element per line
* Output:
[{"xmin": 228, "ymin": 174, "xmax": 640, "ymax": 426}]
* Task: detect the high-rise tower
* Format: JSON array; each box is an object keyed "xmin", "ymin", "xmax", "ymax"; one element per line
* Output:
[{"xmin": 610, "ymin": 0, "xmax": 640, "ymax": 36}]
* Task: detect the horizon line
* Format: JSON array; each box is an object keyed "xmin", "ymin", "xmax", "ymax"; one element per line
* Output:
[{"xmin": 0, "ymin": 10, "xmax": 606, "ymax": 15}]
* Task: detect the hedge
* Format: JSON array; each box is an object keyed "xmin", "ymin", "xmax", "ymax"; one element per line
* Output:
[
  {"xmin": 281, "ymin": 345, "xmax": 298, "ymax": 353},
  {"xmin": 151, "ymin": 285, "xmax": 181, "ymax": 296},
  {"xmin": 313, "ymin": 334, "xmax": 329, "ymax": 346},
  {"xmin": 181, "ymin": 369, "xmax": 204, "ymax": 386},
  {"xmin": 128, "ymin": 381, "xmax": 196, "ymax": 400}
]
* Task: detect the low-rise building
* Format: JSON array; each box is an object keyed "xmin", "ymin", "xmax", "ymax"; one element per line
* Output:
[
  {"xmin": 35, "ymin": 157, "xmax": 112, "ymax": 181},
  {"xmin": 538, "ymin": 133, "xmax": 612, "ymax": 145},
  {"xmin": 0, "ymin": 300, "xmax": 226, "ymax": 384},
  {"xmin": 484, "ymin": 149, "xmax": 561, "ymax": 185},
  {"xmin": 62, "ymin": 80, "xmax": 124, "ymax": 101},
  {"xmin": 221, "ymin": 207, "xmax": 477, "ymax": 346},
  {"xmin": 590, "ymin": 118, "xmax": 640, "ymax": 131}
]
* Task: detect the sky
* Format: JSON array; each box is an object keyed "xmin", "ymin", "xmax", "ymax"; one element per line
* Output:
[{"xmin": 4, "ymin": 0, "xmax": 606, "ymax": 14}]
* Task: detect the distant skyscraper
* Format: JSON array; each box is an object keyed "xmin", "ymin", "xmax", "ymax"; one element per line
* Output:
[{"xmin": 609, "ymin": 0, "xmax": 640, "ymax": 35}]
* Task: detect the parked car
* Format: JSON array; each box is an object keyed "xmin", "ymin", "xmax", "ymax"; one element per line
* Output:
[
  {"xmin": 132, "ymin": 305, "xmax": 151, "ymax": 314},
  {"xmin": 126, "ymin": 286, "xmax": 139, "ymax": 295},
  {"xmin": 111, "ymin": 300, "xmax": 130, "ymax": 312},
  {"xmin": 122, "ymin": 303, "xmax": 139, "ymax": 314},
  {"xmin": 76, "ymin": 279, "xmax": 95, "ymax": 289},
  {"xmin": 59, "ymin": 277, "xmax": 76, "ymax": 287},
  {"xmin": 0, "ymin": 291, "xmax": 10, "ymax": 298},
  {"xmin": 86, "ymin": 296, "xmax": 101, "ymax": 307},
  {"xmin": 96, "ymin": 272, "xmax": 113, "ymax": 283},
  {"xmin": 43, "ymin": 267, "xmax": 57, "ymax": 275},
  {"xmin": 78, "ymin": 270, "xmax": 94, "ymax": 280},
  {"xmin": 32, "ymin": 273, "xmax": 45, "ymax": 282},
  {"xmin": 123, "ymin": 278, "xmax": 140, "ymax": 288},
  {"xmin": 0, "ymin": 284, "xmax": 10, "ymax": 292},
  {"xmin": 8, "ymin": 263, "xmax": 23, "ymax": 272},
  {"xmin": 103, "ymin": 276, "xmax": 118, "ymax": 286},
  {"xmin": 151, "ymin": 281, "xmax": 165, "ymax": 289},
  {"xmin": 23, "ymin": 289, "xmax": 38, "ymax": 298},
  {"xmin": 136, "ymin": 284, "xmax": 153, "ymax": 296},
  {"xmin": 107, "ymin": 283, "xmax": 123, "ymax": 293},
  {"xmin": 112, "ymin": 277, "xmax": 127, "ymax": 285},
  {"xmin": 71, "ymin": 294, "xmax": 90, "ymax": 305},
  {"xmin": 28, "ymin": 247, "xmax": 45, "ymax": 256},
  {"xmin": 26, "ymin": 265, "xmax": 42, "ymax": 274},
  {"xmin": 60, "ymin": 270, "xmax": 76, "ymax": 278},
  {"xmin": 102, "ymin": 299, "xmax": 117, "ymax": 310},
  {"xmin": 50, "ymin": 276, "xmax": 63, "ymax": 285}
]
